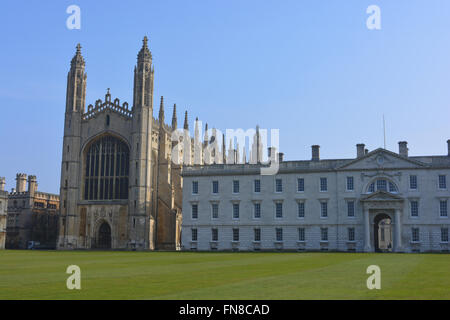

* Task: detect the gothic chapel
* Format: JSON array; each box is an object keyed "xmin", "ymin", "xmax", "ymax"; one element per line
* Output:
[{"xmin": 58, "ymin": 37, "xmax": 184, "ymax": 250}]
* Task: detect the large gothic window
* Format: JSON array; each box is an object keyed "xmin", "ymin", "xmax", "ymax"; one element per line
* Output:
[{"xmin": 84, "ymin": 135, "xmax": 129, "ymax": 200}]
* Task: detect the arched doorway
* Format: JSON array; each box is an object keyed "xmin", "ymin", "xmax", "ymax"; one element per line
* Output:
[
  {"xmin": 374, "ymin": 213, "xmax": 392, "ymax": 252},
  {"xmin": 97, "ymin": 222, "xmax": 111, "ymax": 249}
]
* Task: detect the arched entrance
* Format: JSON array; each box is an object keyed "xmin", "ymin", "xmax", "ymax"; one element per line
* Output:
[
  {"xmin": 374, "ymin": 213, "xmax": 392, "ymax": 252},
  {"xmin": 97, "ymin": 222, "xmax": 111, "ymax": 249}
]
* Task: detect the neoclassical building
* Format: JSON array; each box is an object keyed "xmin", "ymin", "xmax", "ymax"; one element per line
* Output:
[{"xmin": 181, "ymin": 141, "xmax": 450, "ymax": 253}]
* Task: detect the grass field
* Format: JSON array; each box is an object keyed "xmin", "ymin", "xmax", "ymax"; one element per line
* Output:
[{"xmin": 0, "ymin": 250, "xmax": 449, "ymax": 299}]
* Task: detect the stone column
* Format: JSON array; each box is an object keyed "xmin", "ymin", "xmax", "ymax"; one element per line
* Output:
[
  {"xmin": 394, "ymin": 209, "xmax": 402, "ymax": 252},
  {"xmin": 364, "ymin": 208, "xmax": 371, "ymax": 252}
]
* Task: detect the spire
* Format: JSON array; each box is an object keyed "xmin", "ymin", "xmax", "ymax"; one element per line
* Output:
[
  {"xmin": 211, "ymin": 128, "xmax": 216, "ymax": 144},
  {"xmin": 133, "ymin": 36, "xmax": 154, "ymax": 108},
  {"xmin": 194, "ymin": 117, "xmax": 200, "ymax": 142},
  {"xmin": 256, "ymin": 125, "xmax": 261, "ymax": 163},
  {"xmin": 159, "ymin": 96, "xmax": 164, "ymax": 123},
  {"xmin": 70, "ymin": 43, "xmax": 85, "ymax": 68},
  {"xmin": 204, "ymin": 123, "xmax": 209, "ymax": 143},
  {"xmin": 222, "ymin": 133, "xmax": 226, "ymax": 164},
  {"xmin": 67, "ymin": 43, "xmax": 87, "ymax": 113},
  {"xmin": 137, "ymin": 36, "xmax": 152, "ymax": 62},
  {"xmin": 183, "ymin": 111, "xmax": 189, "ymax": 130},
  {"xmin": 171, "ymin": 104, "xmax": 177, "ymax": 129}
]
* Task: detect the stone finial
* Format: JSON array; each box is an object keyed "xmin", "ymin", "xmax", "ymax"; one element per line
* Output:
[
  {"xmin": 137, "ymin": 36, "xmax": 152, "ymax": 62},
  {"xmin": 71, "ymin": 43, "xmax": 85, "ymax": 68},
  {"xmin": 171, "ymin": 104, "xmax": 177, "ymax": 129},
  {"xmin": 183, "ymin": 111, "xmax": 189, "ymax": 130}
]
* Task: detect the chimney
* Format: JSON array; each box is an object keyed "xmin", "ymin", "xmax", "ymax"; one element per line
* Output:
[
  {"xmin": 16, "ymin": 173, "xmax": 27, "ymax": 193},
  {"xmin": 0, "ymin": 177, "xmax": 5, "ymax": 191},
  {"xmin": 278, "ymin": 152, "xmax": 284, "ymax": 162},
  {"xmin": 268, "ymin": 147, "xmax": 277, "ymax": 162},
  {"xmin": 28, "ymin": 175, "xmax": 37, "ymax": 194},
  {"xmin": 398, "ymin": 141, "xmax": 408, "ymax": 157},
  {"xmin": 311, "ymin": 145, "xmax": 320, "ymax": 161},
  {"xmin": 356, "ymin": 144, "xmax": 365, "ymax": 158},
  {"xmin": 447, "ymin": 140, "xmax": 450, "ymax": 156}
]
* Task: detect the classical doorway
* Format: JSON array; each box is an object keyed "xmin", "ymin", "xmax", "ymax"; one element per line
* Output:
[
  {"xmin": 97, "ymin": 222, "xmax": 111, "ymax": 249},
  {"xmin": 374, "ymin": 213, "xmax": 392, "ymax": 252}
]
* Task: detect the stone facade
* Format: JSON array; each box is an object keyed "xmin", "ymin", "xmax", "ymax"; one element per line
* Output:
[
  {"xmin": 0, "ymin": 178, "xmax": 7, "ymax": 249},
  {"xmin": 181, "ymin": 141, "xmax": 450, "ymax": 253},
  {"xmin": 4, "ymin": 174, "xmax": 59, "ymax": 249},
  {"xmin": 58, "ymin": 38, "xmax": 196, "ymax": 250}
]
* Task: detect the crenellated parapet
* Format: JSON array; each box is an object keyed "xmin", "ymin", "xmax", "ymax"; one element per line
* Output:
[{"xmin": 82, "ymin": 89, "xmax": 132, "ymax": 120}]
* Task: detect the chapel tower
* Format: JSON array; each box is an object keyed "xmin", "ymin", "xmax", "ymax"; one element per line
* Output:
[{"xmin": 58, "ymin": 44, "xmax": 86, "ymax": 247}]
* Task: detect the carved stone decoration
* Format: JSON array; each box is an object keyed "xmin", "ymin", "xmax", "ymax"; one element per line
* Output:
[
  {"xmin": 361, "ymin": 171, "xmax": 402, "ymax": 185},
  {"xmin": 82, "ymin": 90, "xmax": 132, "ymax": 121},
  {"xmin": 360, "ymin": 190, "xmax": 404, "ymax": 210}
]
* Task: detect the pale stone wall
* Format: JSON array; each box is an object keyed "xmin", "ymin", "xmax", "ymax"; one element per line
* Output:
[
  {"xmin": 181, "ymin": 147, "xmax": 450, "ymax": 253},
  {"xmin": 3, "ymin": 176, "xmax": 59, "ymax": 249},
  {"xmin": 0, "ymin": 183, "xmax": 8, "ymax": 249}
]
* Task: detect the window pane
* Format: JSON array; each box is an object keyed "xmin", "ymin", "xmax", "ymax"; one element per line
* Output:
[
  {"xmin": 320, "ymin": 178, "xmax": 327, "ymax": 191},
  {"xmin": 233, "ymin": 203, "xmax": 240, "ymax": 219},
  {"xmin": 254, "ymin": 180, "xmax": 261, "ymax": 193},
  {"xmin": 298, "ymin": 178, "xmax": 304, "ymax": 192},
  {"xmin": 347, "ymin": 201, "xmax": 355, "ymax": 217},
  {"xmin": 276, "ymin": 179, "xmax": 282, "ymax": 192},
  {"xmin": 276, "ymin": 203, "xmax": 283, "ymax": 218},
  {"xmin": 298, "ymin": 202, "xmax": 305, "ymax": 218},
  {"xmin": 347, "ymin": 177, "xmax": 354, "ymax": 190},
  {"xmin": 84, "ymin": 136, "xmax": 129, "ymax": 200},
  {"xmin": 410, "ymin": 175, "xmax": 417, "ymax": 189},
  {"xmin": 377, "ymin": 179, "xmax": 387, "ymax": 191},
  {"xmin": 321, "ymin": 202, "xmax": 328, "ymax": 217}
]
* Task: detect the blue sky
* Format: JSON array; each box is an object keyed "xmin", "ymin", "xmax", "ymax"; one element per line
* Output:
[{"xmin": 1, "ymin": 0, "xmax": 450, "ymax": 193}]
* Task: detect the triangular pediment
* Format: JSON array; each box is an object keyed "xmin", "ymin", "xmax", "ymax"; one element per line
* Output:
[
  {"xmin": 339, "ymin": 148, "xmax": 428, "ymax": 170},
  {"xmin": 360, "ymin": 190, "xmax": 404, "ymax": 202}
]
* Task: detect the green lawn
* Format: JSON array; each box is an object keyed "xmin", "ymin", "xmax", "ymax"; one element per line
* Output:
[{"xmin": 0, "ymin": 250, "xmax": 449, "ymax": 299}]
